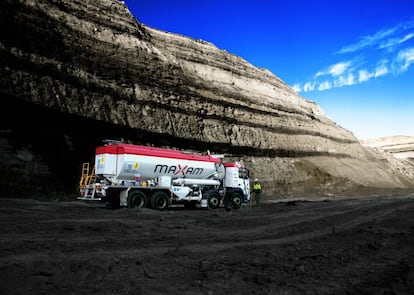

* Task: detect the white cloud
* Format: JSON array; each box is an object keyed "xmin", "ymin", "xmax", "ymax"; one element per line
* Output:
[
  {"xmin": 315, "ymin": 71, "xmax": 325, "ymax": 77},
  {"xmin": 358, "ymin": 69, "xmax": 372, "ymax": 83},
  {"xmin": 292, "ymin": 84, "xmax": 301, "ymax": 93},
  {"xmin": 295, "ymin": 20, "xmax": 414, "ymax": 93},
  {"xmin": 379, "ymin": 33, "xmax": 414, "ymax": 49},
  {"xmin": 401, "ymin": 33, "xmax": 414, "ymax": 43},
  {"xmin": 329, "ymin": 62, "xmax": 351, "ymax": 76},
  {"xmin": 337, "ymin": 26, "xmax": 398, "ymax": 54},
  {"xmin": 334, "ymin": 73, "xmax": 355, "ymax": 87},
  {"xmin": 337, "ymin": 20, "xmax": 414, "ymax": 54},
  {"xmin": 392, "ymin": 47, "xmax": 414, "ymax": 73},
  {"xmin": 375, "ymin": 61, "xmax": 388, "ymax": 77},
  {"xmin": 318, "ymin": 81, "xmax": 332, "ymax": 91},
  {"xmin": 314, "ymin": 61, "xmax": 352, "ymax": 78},
  {"xmin": 357, "ymin": 61, "xmax": 388, "ymax": 83},
  {"xmin": 303, "ymin": 82, "xmax": 315, "ymax": 92}
]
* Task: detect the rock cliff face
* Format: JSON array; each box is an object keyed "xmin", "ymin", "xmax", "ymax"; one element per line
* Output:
[
  {"xmin": 1, "ymin": 0, "xmax": 413, "ymax": 198},
  {"xmin": 361, "ymin": 136, "xmax": 414, "ymax": 161}
]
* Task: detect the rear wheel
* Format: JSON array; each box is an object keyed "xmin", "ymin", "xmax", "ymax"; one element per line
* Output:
[
  {"xmin": 127, "ymin": 191, "xmax": 147, "ymax": 208},
  {"xmin": 208, "ymin": 192, "xmax": 220, "ymax": 209},
  {"xmin": 151, "ymin": 191, "xmax": 169, "ymax": 210}
]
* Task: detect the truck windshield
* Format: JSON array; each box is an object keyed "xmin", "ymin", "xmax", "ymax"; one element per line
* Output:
[{"xmin": 238, "ymin": 168, "xmax": 249, "ymax": 179}]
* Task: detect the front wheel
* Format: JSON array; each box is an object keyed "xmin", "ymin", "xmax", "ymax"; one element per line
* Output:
[
  {"xmin": 151, "ymin": 191, "xmax": 169, "ymax": 210},
  {"xmin": 231, "ymin": 192, "xmax": 242, "ymax": 209}
]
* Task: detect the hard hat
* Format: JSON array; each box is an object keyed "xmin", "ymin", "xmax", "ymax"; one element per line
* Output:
[{"xmin": 254, "ymin": 178, "xmax": 258, "ymax": 182}]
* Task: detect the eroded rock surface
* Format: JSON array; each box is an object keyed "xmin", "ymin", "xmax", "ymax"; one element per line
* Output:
[
  {"xmin": 361, "ymin": 136, "xmax": 414, "ymax": 161},
  {"xmin": 1, "ymin": 0, "xmax": 413, "ymax": 198}
]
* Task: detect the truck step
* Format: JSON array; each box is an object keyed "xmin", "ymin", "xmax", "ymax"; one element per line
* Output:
[{"xmin": 77, "ymin": 196, "xmax": 102, "ymax": 201}]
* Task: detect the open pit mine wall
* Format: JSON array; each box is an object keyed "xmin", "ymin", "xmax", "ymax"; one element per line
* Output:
[{"xmin": 1, "ymin": 0, "xmax": 413, "ymax": 198}]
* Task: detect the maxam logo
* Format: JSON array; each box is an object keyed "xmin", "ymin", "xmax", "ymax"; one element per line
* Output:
[{"xmin": 154, "ymin": 164, "xmax": 204, "ymax": 176}]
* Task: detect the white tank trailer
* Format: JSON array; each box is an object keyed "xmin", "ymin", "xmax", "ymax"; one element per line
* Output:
[{"xmin": 79, "ymin": 142, "xmax": 250, "ymax": 210}]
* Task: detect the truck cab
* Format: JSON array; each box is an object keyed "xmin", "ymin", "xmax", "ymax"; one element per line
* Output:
[{"xmin": 222, "ymin": 162, "xmax": 250, "ymax": 206}]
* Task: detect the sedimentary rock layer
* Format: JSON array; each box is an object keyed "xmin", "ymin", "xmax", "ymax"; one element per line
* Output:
[
  {"xmin": 1, "ymin": 0, "xmax": 413, "ymax": 197},
  {"xmin": 361, "ymin": 136, "xmax": 414, "ymax": 160}
]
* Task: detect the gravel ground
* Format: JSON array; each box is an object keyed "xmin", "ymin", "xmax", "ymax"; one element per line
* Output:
[{"xmin": 1, "ymin": 195, "xmax": 414, "ymax": 294}]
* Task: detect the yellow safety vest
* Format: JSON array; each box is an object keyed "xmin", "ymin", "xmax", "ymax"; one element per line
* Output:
[{"xmin": 253, "ymin": 183, "xmax": 261, "ymax": 191}]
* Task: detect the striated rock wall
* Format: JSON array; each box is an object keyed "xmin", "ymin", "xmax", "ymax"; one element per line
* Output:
[
  {"xmin": 361, "ymin": 136, "xmax": 414, "ymax": 161},
  {"xmin": 1, "ymin": 0, "xmax": 413, "ymax": 198}
]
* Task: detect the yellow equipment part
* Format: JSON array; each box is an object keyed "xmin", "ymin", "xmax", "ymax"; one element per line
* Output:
[{"xmin": 79, "ymin": 162, "xmax": 97, "ymax": 187}]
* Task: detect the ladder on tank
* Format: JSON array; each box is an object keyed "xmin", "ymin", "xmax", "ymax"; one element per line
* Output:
[{"xmin": 78, "ymin": 163, "xmax": 99, "ymax": 200}]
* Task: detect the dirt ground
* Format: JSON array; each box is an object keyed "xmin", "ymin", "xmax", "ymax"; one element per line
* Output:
[{"xmin": 1, "ymin": 195, "xmax": 414, "ymax": 295}]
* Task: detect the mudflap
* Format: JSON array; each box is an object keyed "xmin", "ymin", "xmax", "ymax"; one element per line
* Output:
[
  {"xmin": 105, "ymin": 188, "xmax": 121, "ymax": 209},
  {"xmin": 223, "ymin": 194, "xmax": 232, "ymax": 211}
]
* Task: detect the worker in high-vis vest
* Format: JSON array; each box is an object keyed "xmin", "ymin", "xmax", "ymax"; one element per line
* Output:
[{"xmin": 253, "ymin": 178, "xmax": 262, "ymax": 207}]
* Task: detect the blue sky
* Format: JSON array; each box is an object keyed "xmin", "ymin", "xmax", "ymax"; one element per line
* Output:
[{"xmin": 123, "ymin": 0, "xmax": 414, "ymax": 139}]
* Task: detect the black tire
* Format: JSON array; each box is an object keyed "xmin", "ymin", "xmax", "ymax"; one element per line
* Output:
[
  {"xmin": 208, "ymin": 192, "xmax": 220, "ymax": 209},
  {"xmin": 151, "ymin": 191, "xmax": 169, "ymax": 210},
  {"xmin": 231, "ymin": 192, "xmax": 242, "ymax": 209},
  {"xmin": 127, "ymin": 191, "xmax": 147, "ymax": 208}
]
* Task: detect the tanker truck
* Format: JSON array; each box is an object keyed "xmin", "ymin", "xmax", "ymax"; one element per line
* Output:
[{"xmin": 79, "ymin": 141, "xmax": 250, "ymax": 210}]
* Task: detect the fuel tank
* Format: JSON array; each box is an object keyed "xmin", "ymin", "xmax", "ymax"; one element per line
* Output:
[{"xmin": 95, "ymin": 143, "xmax": 225, "ymax": 181}]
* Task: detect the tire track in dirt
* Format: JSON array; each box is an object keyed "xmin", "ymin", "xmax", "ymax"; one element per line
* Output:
[
  {"xmin": 1, "ymin": 197, "xmax": 413, "ymax": 264},
  {"xmin": 181, "ymin": 199, "xmax": 414, "ymax": 253}
]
